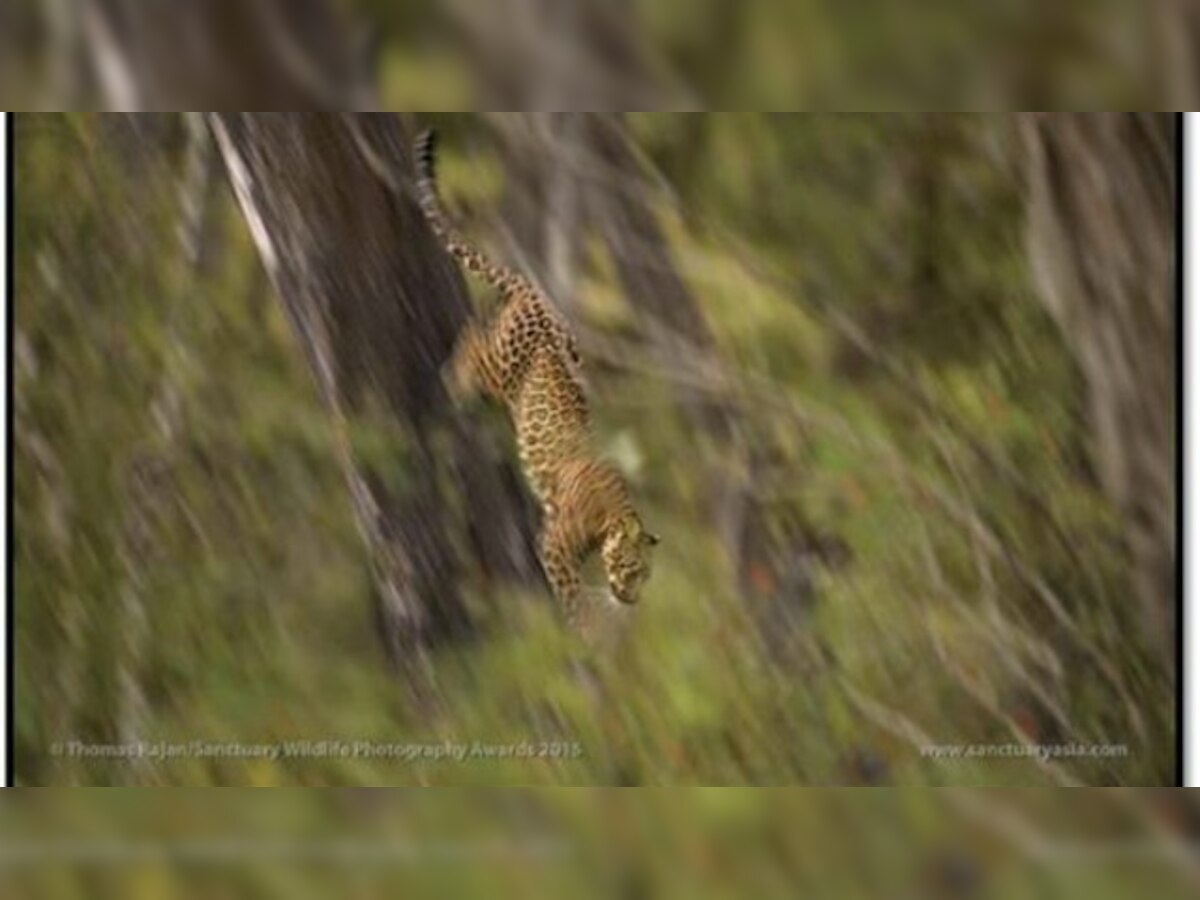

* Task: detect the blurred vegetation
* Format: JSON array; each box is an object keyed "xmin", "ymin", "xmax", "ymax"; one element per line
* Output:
[
  {"xmin": 14, "ymin": 109, "xmax": 1174, "ymax": 787},
  {"xmin": 0, "ymin": 0, "xmax": 1187, "ymax": 109},
  {"xmin": 0, "ymin": 789, "xmax": 1198, "ymax": 896}
]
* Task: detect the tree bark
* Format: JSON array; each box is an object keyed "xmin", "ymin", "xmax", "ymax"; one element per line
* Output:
[
  {"xmin": 81, "ymin": 0, "xmax": 363, "ymax": 109},
  {"xmin": 209, "ymin": 113, "xmax": 547, "ymax": 673},
  {"xmin": 492, "ymin": 113, "xmax": 587, "ymax": 313},
  {"xmin": 1020, "ymin": 112, "xmax": 1177, "ymax": 662},
  {"xmin": 444, "ymin": 0, "xmax": 680, "ymax": 111},
  {"xmin": 82, "ymin": 0, "xmax": 544, "ymax": 675},
  {"xmin": 582, "ymin": 113, "xmax": 734, "ymax": 441}
]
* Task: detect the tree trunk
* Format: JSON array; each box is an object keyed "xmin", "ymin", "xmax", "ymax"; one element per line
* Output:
[
  {"xmin": 1159, "ymin": 0, "xmax": 1200, "ymax": 107},
  {"xmin": 81, "ymin": 0, "xmax": 362, "ymax": 109},
  {"xmin": 493, "ymin": 113, "xmax": 587, "ymax": 312},
  {"xmin": 583, "ymin": 113, "xmax": 734, "ymax": 441},
  {"xmin": 82, "ymin": 0, "xmax": 543, "ymax": 676},
  {"xmin": 1019, "ymin": 112, "xmax": 1177, "ymax": 662},
  {"xmin": 444, "ymin": 0, "xmax": 680, "ymax": 111},
  {"xmin": 210, "ymin": 113, "xmax": 546, "ymax": 673}
]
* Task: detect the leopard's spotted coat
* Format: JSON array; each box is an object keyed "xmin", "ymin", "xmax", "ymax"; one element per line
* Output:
[{"xmin": 415, "ymin": 129, "xmax": 658, "ymax": 625}]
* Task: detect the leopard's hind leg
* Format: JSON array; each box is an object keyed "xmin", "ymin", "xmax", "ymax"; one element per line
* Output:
[{"xmin": 443, "ymin": 320, "xmax": 499, "ymax": 406}]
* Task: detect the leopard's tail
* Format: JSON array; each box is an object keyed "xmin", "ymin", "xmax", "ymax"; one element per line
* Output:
[{"xmin": 415, "ymin": 129, "xmax": 525, "ymax": 292}]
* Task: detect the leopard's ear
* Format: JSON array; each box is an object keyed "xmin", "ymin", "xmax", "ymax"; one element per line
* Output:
[{"xmin": 645, "ymin": 532, "xmax": 661, "ymax": 547}]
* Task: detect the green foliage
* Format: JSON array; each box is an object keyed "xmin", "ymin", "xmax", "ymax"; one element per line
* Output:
[{"xmin": 14, "ymin": 112, "xmax": 1172, "ymax": 787}]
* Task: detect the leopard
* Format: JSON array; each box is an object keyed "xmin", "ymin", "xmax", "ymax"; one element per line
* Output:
[{"xmin": 414, "ymin": 128, "xmax": 658, "ymax": 626}]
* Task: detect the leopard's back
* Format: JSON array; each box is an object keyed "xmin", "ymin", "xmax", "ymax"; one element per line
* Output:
[
  {"xmin": 490, "ymin": 291, "xmax": 581, "ymax": 403},
  {"xmin": 514, "ymin": 346, "xmax": 591, "ymax": 510}
]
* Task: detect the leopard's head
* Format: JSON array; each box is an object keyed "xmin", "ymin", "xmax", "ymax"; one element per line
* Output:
[{"xmin": 602, "ymin": 516, "xmax": 659, "ymax": 605}]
